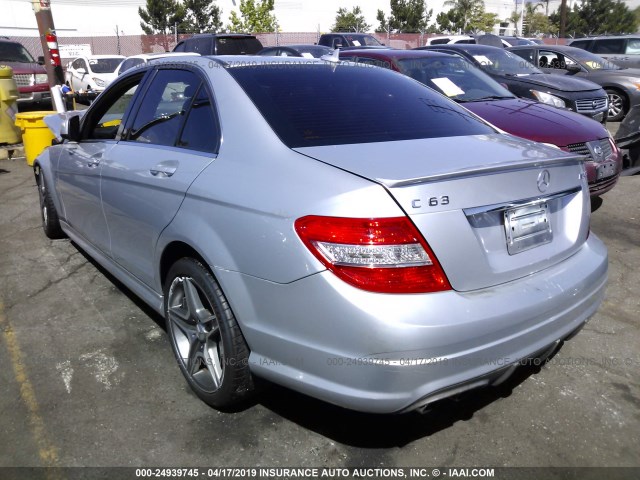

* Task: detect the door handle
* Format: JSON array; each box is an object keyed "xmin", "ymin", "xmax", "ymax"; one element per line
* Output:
[{"xmin": 150, "ymin": 164, "xmax": 178, "ymax": 177}]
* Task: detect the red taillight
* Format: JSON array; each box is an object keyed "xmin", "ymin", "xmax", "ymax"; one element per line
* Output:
[{"xmin": 294, "ymin": 216, "xmax": 451, "ymax": 294}]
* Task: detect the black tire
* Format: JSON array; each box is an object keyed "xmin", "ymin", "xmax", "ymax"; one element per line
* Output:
[
  {"xmin": 606, "ymin": 88, "xmax": 628, "ymax": 122},
  {"xmin": 35, "ymin": 167, "xmax": 65, "ymax": 239},
  {"xmin": 164, "ymin": 257, "xmax": 254, "ymax": 408}
]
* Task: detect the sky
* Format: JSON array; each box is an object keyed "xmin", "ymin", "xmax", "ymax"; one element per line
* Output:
[{"xmin": 1, "ymin": 0, "xmax": 639, "ymax": 37}]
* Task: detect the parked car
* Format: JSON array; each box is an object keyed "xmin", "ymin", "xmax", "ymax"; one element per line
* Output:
[
  {"xmin": 65, "ymin": 55, "xmax": 124, "ymax": 92},
  {"xmin": 257, "ymin": 44, "xmax": 334, "ymax": 58},
  {"xmin": 173, "ymin": 33, "xmax": 263, "ymax": 55},
  {"xmin": 34, "ymin": 56, "xmax": 607, "ymax": 414},
  {"xmin": 507, "ymin": 44, "xmax": 640, "ymax": 121},
  {"xmin": 418, "ymin": 43, "xmax": 610, "ymax": 123},
  {"xmin": 115, "ymin": 52, "xmax": 200, "ymax": 76},
  {"xmin": 318, "ymin": 33, "xmax": 384, "ymax": 49},
  {"xmin": 569, "ymin": 35, "xmax": 640, "ymax": 69},
  {"xmin": 339, "ymin": 48, "xmax": 621, "ymax": 196},
  {"xmin": 0, "ymin": 38, "xmax": 51, "ymax": 109},
  {"xmin": 424, "ymin": 35, "xmax": 535, "ymax": 47}
]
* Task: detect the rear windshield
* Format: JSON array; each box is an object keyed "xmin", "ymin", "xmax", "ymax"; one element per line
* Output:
[
  {"xmin": 228, "ymin": 63, "xmax": 494, "ymax": 148},
  {"xmin": 217, "ymin": 37, "xmax": 263, "ymax": 55}
]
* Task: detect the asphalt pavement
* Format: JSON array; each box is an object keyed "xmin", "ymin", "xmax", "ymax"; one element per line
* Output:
[{"xmin": 0, "ymin": 154, "xmax": 638, "ymax": 471}]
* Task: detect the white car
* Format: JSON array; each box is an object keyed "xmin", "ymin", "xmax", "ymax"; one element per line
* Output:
[
  {"xmin": 65, "ymin": 55, "xmax": 124, "ymax": 92},
  {"xmin": 115, "ymin": 52, "xmax": 200, "ymax": 76}
]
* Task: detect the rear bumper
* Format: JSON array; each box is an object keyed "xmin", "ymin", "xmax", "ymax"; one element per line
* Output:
[{"xmin": 216, "ymin": 234, "xmax": 608, "ymax": 414}]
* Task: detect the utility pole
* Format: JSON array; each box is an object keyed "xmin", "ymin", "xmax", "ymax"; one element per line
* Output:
[
  {"xmin": 31, "ymin": 0, "xmax": 64, "ymax": 86},
  {"xmin": 115, "ymin": 24, "xmax": 121, "ymax": 55}
]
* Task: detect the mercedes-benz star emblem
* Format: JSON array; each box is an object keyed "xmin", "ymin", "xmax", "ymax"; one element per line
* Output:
[{"xmin": 537, "ymin": 170, "xmax": 551, "ymax": 193}]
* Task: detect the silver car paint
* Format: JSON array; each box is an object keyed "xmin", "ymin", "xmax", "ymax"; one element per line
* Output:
[{"xmin": 37, "ymin": 56, "xmax": 608, "ymax": 413}]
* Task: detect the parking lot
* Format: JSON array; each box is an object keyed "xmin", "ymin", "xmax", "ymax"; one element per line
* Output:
[{"xmin": 0, "ymin": 153, "xmax": 638, "ymax": 470}]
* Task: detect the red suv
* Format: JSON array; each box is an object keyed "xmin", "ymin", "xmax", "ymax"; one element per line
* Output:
[{"xmin": 0, "ymin": 38, "xmax": 51, "ymax": 109}]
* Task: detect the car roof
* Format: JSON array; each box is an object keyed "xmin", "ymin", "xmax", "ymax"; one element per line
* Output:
[
  {"xmin": 340, "ymin": 49, "xmax": 456, "ymax": 60},
  {"xmin": 79, "ymin": 54, "xmax": 125, "ymax": 59},
  {"xmin": 571, "ymin": 35, "xmax": 640, "ymax": 40},
  {"xmin": 423, "ymin": 43, "xmax": 504, "ymax": 54},
  {"xmin": 125, "ymin": 52, "xmax": 200, "ymax": 60},
  {"xmin": 187, "ymin": 33, "xmax": 257, "ymax": 38},
  {"xmin": 508, "ymin": 44, "xmax": 588, "ymax": 54}
]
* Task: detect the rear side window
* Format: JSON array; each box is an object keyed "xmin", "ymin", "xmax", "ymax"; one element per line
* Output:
[
  {"xmin": 228, "ymin": 63, "xmax": 493, "ymax": 148},
  {"xmin": 177, "ymin": 85, "xmax": 220, "ymax": 153}
]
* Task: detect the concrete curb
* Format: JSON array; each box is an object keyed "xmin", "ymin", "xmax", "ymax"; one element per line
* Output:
[{"xmin": 0, "ymin": 144, "xmax": 25, "ymax": 160}]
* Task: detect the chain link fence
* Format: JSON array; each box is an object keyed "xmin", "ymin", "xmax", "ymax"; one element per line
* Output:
[{"xmin": 6, "ymin": 32, "xmax": 568, "ymax": 67}]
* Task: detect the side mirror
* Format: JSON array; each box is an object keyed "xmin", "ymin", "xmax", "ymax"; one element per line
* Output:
[
  {"xmin": 566, "ymin": 63, "xmax": 581, "ymax": 73},
  {"xmin": 76, "ymin": 67, "xmax": 87, "ymax": 75},
  {"xmin": 37, "ymin": 56, "xmax": 45, "ymax": 65},
  {"xmin": 61, "ymin": 115, "xmax": 81, "ymax": 142}
]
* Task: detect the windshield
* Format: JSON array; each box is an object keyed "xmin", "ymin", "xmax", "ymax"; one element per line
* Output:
[
  {"xmin": 568, "ymin": 49, "xmax": 622, "ymax": 71},
  {"xmin": 228, "ymin": 63, "xmax": 493, "ymax": 148},
  {"xmin": 0, "ymin": 42, "xmax": 36, "ymax": 63},
  {"xmin": 397, "ymin": 56, "xmax": 514, "ymax": 102},
  {"xmin": 348, "ymin": 35, "xmax": 383, "ymax": 47},
  {"xmin": 472, "ymin": 49, "xmax": 541, "ymax": 76},
  {"xmin": 89, "ymin": 58, "xmax": 122, "ymax": 74}
]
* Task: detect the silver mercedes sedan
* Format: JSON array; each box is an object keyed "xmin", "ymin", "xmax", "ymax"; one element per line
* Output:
[{"xmin": 34, "ymin": 56, "xmax": 607, "ymax": 414}]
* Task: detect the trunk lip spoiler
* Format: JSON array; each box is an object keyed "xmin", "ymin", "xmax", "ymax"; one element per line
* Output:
[{"xmin": 380, "ymin": 155, "xmax": 586, "ymax": 188}]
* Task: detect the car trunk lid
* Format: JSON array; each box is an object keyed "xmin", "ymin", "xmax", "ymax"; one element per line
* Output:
[{"xmin": 294, "ymin": 133, "xmax": 590, "ymax": 292}]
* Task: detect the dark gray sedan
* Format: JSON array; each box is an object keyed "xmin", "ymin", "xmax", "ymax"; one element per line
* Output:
[{"xmin": 508, "ymin": 44, "xmax": 640, "ymax": 121}]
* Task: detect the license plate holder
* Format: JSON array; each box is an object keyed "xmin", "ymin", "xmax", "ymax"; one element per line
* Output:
[
  {"xmin": 596, "ymin": 161, "xmax": 616, "ymax": 180},
  {"xmin": 504, "ymin": 202, "xmax": 552, "ymax": 255}
]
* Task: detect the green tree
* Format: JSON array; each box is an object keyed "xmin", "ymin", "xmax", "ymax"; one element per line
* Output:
[
  {"xmin": 139, "ymin": 0, "xmax": 185, "ymax": 50},
  {"xmin": 524, "ymin": 12, "xmax": 550, "ymax": 36},
  {"xmin": 443, "ymin": 0, "xmax": 483, "ymax": 32},
  {"xmin": 377, "ymin": 0, "xmax": 432, "ymax": 33},
  {"xmin": 332, "ymin": 6, "xmax": 371, "ymax": 32},
  {"xmin": 227, "ymin": 0, "xmax": 277, "ymax": 33},
  {"xmin": 435, "ymin": 9, "xmax": 464, "ymax": 33},
  {"xmin": 469, "ymin": 11, "xmax": 499, "ymax": 33},
  {"xmin": 181, "ymin": 0, "xmax": 223, "ymax": 33},
  {"xmin": 507, "ymin": 10, "xmax": 521, "ymax": 35},
  {"xmin": 550, "ymin": 0, "xmax": 637, "ymax": 36},
  {"xmin": 521, "ymin": 3, "xmax": 549, "ymax": 36}
]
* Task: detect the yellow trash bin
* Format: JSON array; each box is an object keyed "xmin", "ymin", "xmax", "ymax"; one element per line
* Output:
[
  {"xmin": 0, "ymin": 65, "xmax": 21, "ymax": 145},
  {"xmin": 15, "ymin": 111, "xmax": 57, "ymax": 166}
]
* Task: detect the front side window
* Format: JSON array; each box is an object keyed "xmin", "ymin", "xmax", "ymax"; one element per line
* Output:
[
  {"xmin": 626, "ymin": 39, "xmax": 640, "ymax": 54},
  {"xmin": 83, "ymin": 73, "xmax": 145, "ymax": 140}
]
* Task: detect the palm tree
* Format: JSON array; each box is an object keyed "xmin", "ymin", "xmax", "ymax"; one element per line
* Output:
[
  {"xmin": 508, "ymin": 10, "xmax": 521, "ymax": 35},
  {"xmin": 443, "ymin": 0, "xmax": 483, "ymax": 32}
]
